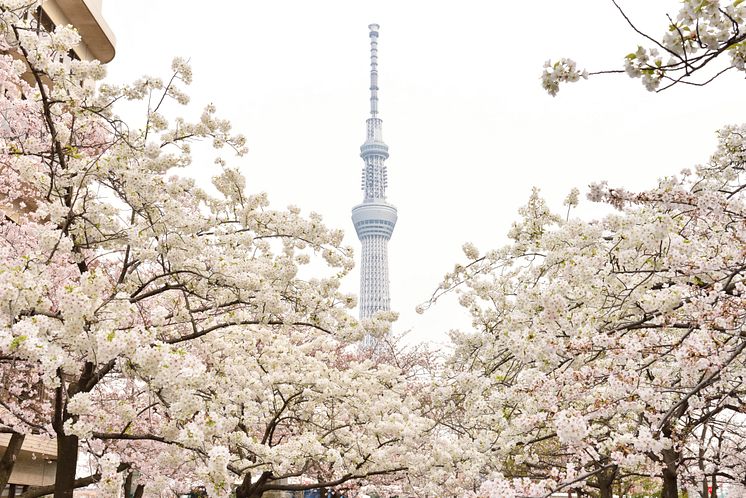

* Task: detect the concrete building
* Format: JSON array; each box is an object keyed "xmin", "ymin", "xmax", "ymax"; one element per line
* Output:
[
  {"xmin": 0, "ymin": 434, "xmax": 56, "ymax": 498},
  {"xmin": 0, "ymin": 1, "xmax": 115, "ymax": 495},
  {"xmin": 351, "ymin": 24, "xmax": 398, "ymax": 326}
]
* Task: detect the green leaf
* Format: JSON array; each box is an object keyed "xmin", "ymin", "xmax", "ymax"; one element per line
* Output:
[
  {"xmin": 625, "ymin": 53, "xmax": 637, "ymax": 59},
  {"xmin": 10, "ymin": 335, "xmax": 27, "ymax": 350}
]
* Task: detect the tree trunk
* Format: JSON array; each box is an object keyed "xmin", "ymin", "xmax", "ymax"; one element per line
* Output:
[
  {"xmin": 235, "ymin": 471, "xmax": 271, "ymax": 498},
  {"xmin": 599, "ymin": 484, "xmax": 613, "ymax": 498},
  {"xmin": 123, "ymin": 471, "xmax": 133, "ymax": 498},
  {"xmin": 660, "ymin": 426, "xmax": 680, "ymax": 498},
  {"xmin": 52, "ymin": 433, "xmax": 79, "ymax": 498},
  {"xmin": 661, "ymin": 465, "xmax": 679, "ymax": 498},
  {"xmin": 0, "ymin": 433, "xmax": 25, "ymax": 490},
  {"xmin": 595, "ymin": 465, "xmax": 617, "ymax": 498}
]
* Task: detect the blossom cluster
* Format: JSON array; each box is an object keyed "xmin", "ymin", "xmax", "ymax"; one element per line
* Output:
[{"xmin": 540, "ymin": 58, "xmax": 588, "ymax": 96}]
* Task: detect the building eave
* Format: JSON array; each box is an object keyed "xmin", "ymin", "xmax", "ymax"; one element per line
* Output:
[{"xmin": 42, "ymin": 0, "xmax": 116, "ymax": 63}]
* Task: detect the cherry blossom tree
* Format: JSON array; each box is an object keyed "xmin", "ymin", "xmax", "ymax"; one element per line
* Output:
[
  {"xmin": 425, "ymin": 125, "xmax": 746, "ymax": 497},
  {"xmin": 0, "ymin": 2, "xmax": 437, "ymax": 498},
  {"xmin": 419, "ymin": 2, "xmax": 746, "ymax": 497}
]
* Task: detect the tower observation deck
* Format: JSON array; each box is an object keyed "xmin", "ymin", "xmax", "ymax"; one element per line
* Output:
[{"xmin": 351, "ymin": 23, "xmax": 397, "ymax": 320}]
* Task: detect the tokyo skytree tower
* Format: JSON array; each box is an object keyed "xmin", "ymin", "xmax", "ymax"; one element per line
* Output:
[{"xmin": 351, "ymin": 23, "xmax": 398, "ymax": 320}]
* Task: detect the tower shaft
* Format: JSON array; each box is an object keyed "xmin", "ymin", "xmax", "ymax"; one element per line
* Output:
[
  {"xmin": 352, "ymin": 24, "xmax": 397, "ymax": 321},
  {"xmin": 359, "ymin": 236, "xmax": 391, "ymax": 318}
]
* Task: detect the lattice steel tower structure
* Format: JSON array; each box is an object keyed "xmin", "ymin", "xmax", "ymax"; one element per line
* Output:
[{"xmin": 352, "ymin": 23, "xmax": 398, "ymax": 320}]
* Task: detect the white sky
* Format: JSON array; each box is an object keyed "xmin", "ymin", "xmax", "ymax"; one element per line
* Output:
[{"xmin": 102, "ymin": 1, "xmax": 745, "ymax": 347}]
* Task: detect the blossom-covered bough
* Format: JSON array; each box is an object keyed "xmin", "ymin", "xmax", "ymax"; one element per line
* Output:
[
  {"xmin": 0, "ymin": 2, "xmax": 439, "ymax": 498},
  {"xmin": 542, "ymin": 0, "xmax": 746, "ymax": 95}
]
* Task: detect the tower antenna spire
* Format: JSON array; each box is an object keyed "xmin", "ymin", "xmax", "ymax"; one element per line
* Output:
[{"xmin": 369, "ymin": 23, "xmax": 379, "ymax": 116}]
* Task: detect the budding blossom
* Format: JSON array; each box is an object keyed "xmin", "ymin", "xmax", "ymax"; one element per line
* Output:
[
  {"xmin": 554, "ymin": 410, "xmax": 589, "ymax": 446},
  {"xmin": 462, "ymin": 242, "xmax": 480, "ymax": 260},
  {"xmin": 475, "ymin": 476, "xmax": 550, "ymax": 498},
  {"xmin": 476, "ymin": 477, "xmax": 515, "ymax": 498},
  {"xmin": 171, "ymin": 56, "xmax": 193, "ymax": 84},
  {"xmin": 541, "ymin": 58, "xmax": 588, "ymax": 96},
  {"xmin": 624, "ymin": 46, "xmax": 664, "ymax": 92},
  {"xmin": 563, "ymin": 187, "xmax": 580, "ymax": 208},
  {"xmin": 99, "ymin": 453, "xmax": 123, "ymax": 498},
  {"xmin": 201, "ymin": 447, "xmax": 232, "ymax": 498}
]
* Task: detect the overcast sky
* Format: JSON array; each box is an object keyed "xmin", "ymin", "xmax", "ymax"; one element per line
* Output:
[{"xmin": 102, "ymin": 1, "xmax": 745, "ymax": 346}]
